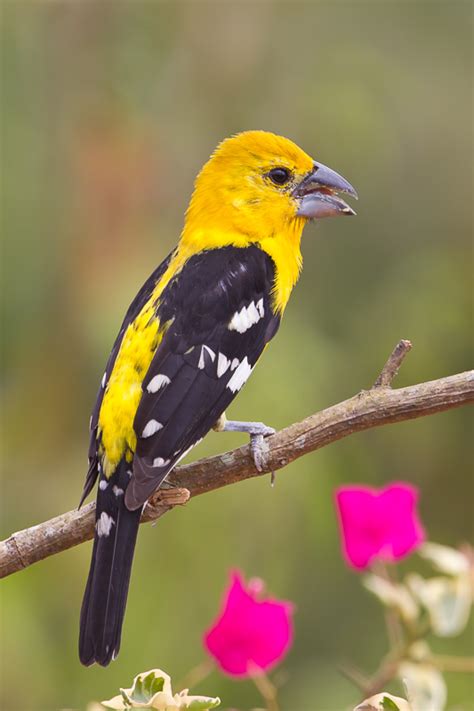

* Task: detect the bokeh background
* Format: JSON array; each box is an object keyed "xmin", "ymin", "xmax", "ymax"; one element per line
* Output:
[{"xmin": 1, "ymin": 2, "xmax": 472, "ymax": 710}]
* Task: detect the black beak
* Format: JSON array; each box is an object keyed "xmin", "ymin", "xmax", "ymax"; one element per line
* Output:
[{"xmin": 295, "ymin": 161, "xmax": 358, "ymax": 219}]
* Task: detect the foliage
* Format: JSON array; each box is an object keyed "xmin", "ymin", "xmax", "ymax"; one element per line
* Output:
[
  {"xmin": 100, "ymin": 669, "xmax": 220, "ymax": 711},
  {"xmin": 354, "ymin": 693, "xmax": 412, "ymax": 711}
]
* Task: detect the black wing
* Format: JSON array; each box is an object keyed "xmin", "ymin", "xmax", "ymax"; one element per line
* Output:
[
  {"xmin": 80, "ymin": 250, "xmax": 174, "ymax": 505},
  {"xmin": 126, "ymin": 245, "xmax": 280, "ymax": 510}
]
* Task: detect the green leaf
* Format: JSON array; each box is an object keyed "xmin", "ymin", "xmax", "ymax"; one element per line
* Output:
[
  {"xmin": 382, "ymin": 696, "xmax": 401, "ymax": 711},
  {"xmin": 354, "ymin": 693, "xmax": 412, "ymax": 711},
  {"xmin": 186, "ymin": 697, "xmax": 221, "ymax": 710},
  {"xmin": 131, "ymin": 670, "xmax": 165, "ymax": 702}
]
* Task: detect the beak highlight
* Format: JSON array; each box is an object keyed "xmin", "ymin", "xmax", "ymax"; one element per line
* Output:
[{"xmin": 295, "ymin": 161, "xmax": 358, "ymax": 219}]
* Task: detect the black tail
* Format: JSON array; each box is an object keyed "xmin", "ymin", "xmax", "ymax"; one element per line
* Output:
[{"xmin": 79, "ymin": 461, "xmax": 141, "ymax": 666}]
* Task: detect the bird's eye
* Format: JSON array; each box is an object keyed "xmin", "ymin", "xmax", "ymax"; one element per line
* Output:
[{"xmin": 268, "ymin": 167, "xmax": 292, "ymax": 186}]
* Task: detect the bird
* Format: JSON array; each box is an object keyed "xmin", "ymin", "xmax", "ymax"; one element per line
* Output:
[{"xmin": 78, "ymin": 130, "xmax": 357, "ymax": 666}]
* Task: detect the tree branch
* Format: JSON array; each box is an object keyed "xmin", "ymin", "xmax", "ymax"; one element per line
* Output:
[{"xmin": 1, "ymin": 342, "xmax": 473, "ymax": 579}]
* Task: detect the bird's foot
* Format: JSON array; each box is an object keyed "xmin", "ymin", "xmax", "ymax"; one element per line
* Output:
[{"xmin": 216, "ymin": 417, "xmax": 276, "ymax": 474}]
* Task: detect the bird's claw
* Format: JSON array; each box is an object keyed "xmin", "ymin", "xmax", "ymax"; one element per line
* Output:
[
  {"xmin": 249, "ymin": 425, "xmax": 275, "ymax": 475},
  {"xmin": 217, "ymin": 417, "xmax": 275, "ymax": 478}
]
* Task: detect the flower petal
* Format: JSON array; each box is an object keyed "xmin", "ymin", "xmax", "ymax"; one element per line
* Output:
[
  {"xmin": 204, "ymin": 571, "xmax": 293, "ymax": 677},
  {"xmin": 335, "ymin": 483, "xmax": 425, "ymax": 570},
  {"xmin": 399, "ymin": 662, "xmax": 447, "ymax": 711}
]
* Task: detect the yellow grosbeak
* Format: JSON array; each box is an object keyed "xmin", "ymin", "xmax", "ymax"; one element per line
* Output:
[{"xmin": 79, "ymin": 130, "xmax": 357, "ymax": 666}]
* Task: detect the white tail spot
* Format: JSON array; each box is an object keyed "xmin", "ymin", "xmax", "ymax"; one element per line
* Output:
[{"xmin": 96, "ymin": 512, "xmax": 115, "ymax": 537}]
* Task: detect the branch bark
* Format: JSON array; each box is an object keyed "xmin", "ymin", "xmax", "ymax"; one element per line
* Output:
[{"xmin": 1, "ymin": 342, "xmax": 473, "ymax": 579}]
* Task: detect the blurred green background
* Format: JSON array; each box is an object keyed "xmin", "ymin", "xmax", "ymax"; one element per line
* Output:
[{"xmin": 1, "ymin": 2, "xmax": 472, "ymax": 710}]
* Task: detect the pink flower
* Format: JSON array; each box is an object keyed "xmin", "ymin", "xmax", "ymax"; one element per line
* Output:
[
  {"xmin": 335, "ymin": 482, "xmax": 426, "ymax": 570},
  {"xmin": 204, "ymin": 571, "xmax": 293, "ymax": 677}
]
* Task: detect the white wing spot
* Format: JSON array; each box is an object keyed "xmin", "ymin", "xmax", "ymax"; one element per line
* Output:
[
  {"xmin": 127, "ymin": 469, "xmax": 133, "ymax": 477},
  {"xmin": 247, "ymin": 301, "xmax": 260, "ymax": 324},
  {"xmin": 256, "ymin": 298, "xmax": 265, "ymax": 317},
  {"xmin": 99, "ymin": 480, "xmax": 108, "ymax": 491},
  {"xmin": 227, "ymin": 357, "xmax": 253, "ymax": 393},
  {"xmin": 198, "ymin": 345, "xmax": 216, "ymax": 369},
  {"xmin": 101, "ymin": 372, "xmax": 107, "ymax": 388},
  {"xmin": 228, "ymin": 308, "xmax": 243, "ymax": 333},
  {"xmin": 147, "ymin": 374, "xmax": 171, "ymax": 393},
  {"xmin": 231, "ymin": 358, "xmax": 239, "ymax": 370},
  {"xmin": 217, "ymin": 352, "xmax": 230, "ymax": 378},
  {"xmin": 228, "ymin": 301, "xmax": 263, "ymax": 333},
  {"xmin": 142, "ymin": 419, "xmax": 163, "ymax": 438},
  {"xmin": 153, "ymin": 457, "xmax": 170, "ymax": 467},
  {"xmin": 112, "ymin": 486, "xmax": 124, "ymax": 497},
  {"xmin": 96, "ymin": 512, "xmax": 115, "ymax": 537}
]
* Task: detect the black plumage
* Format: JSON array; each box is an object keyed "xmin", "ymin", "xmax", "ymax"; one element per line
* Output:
[
  {"xmin": 129, "ymin": 245, "xmax": 280, "ymax": 509},
  {"xmin": 79, "ymin": 244, "xmax": 280, "ymax": 666},
  {"xmin": 79, "ymin": 461, "xmax": 141, "ymax": 666}
]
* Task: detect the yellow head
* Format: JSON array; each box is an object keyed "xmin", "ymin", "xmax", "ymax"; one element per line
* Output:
[
  {"xmin": 180, "ymin": 130, "xmax": 357, "ymax": 312},
  {"xmin": 182, "ymin": 130, "xmax": 356, "ymax": 243}
]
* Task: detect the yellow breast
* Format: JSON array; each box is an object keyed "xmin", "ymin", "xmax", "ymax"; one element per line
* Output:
[
  {"xmin": 98, "ymin": 249, "xmax": 190, "ymax": 477},
  {"xmin": 98, "ymin": 307, "xmax": 159, "ymax": 476}
]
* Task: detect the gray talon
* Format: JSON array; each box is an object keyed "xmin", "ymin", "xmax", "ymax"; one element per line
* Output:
[
  {"xmin": 255, "ymin": 424, "xmax": 276, "ymax": 437},
  {"xmin": 250, "ymin": 433, "xmax": 271, "ymax": 472}
]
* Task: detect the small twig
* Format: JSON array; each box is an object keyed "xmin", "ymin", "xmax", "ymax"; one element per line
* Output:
[
  {"xmin": 251, "ymin": 670, "xmax": 280, "ymax": 711},
  {"xmin": 372, "ymin": 562, "xmax": 405, "ymax": 652},
  {"xmin": 429, "ymin": 655, "xmax": 474, "ymax": 673},
  {"xmin": 339, "ymin": 662, "xmax": 371, "ymax": 691},
  {"xmin": 177, "ymin": 659, "xmax": 214, "ymax": 692},
  {"xmin": 359, "ymin": 656, "xmax": 401, "ymax": 698},
  {"xmin": 358, "ymin": 651, "xmax": 474, "ymax": 699},
  {"xmin": 148, "ymin": 486, "xmax": 190, "ymax": 508},
  {"xmin": 373, "ymin": 340, "xmax": 413, "ymax": 389}
]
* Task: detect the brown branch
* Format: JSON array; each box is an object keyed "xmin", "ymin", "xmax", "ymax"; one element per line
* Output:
[{"xmin": 1, "ymin": 342, "xmax": 473, "ymax": 579}]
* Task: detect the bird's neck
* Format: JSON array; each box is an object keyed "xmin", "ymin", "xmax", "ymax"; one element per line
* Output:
[{"xmin": 259, "ymin": 226, "xmax": 304, "ymax": 313}]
